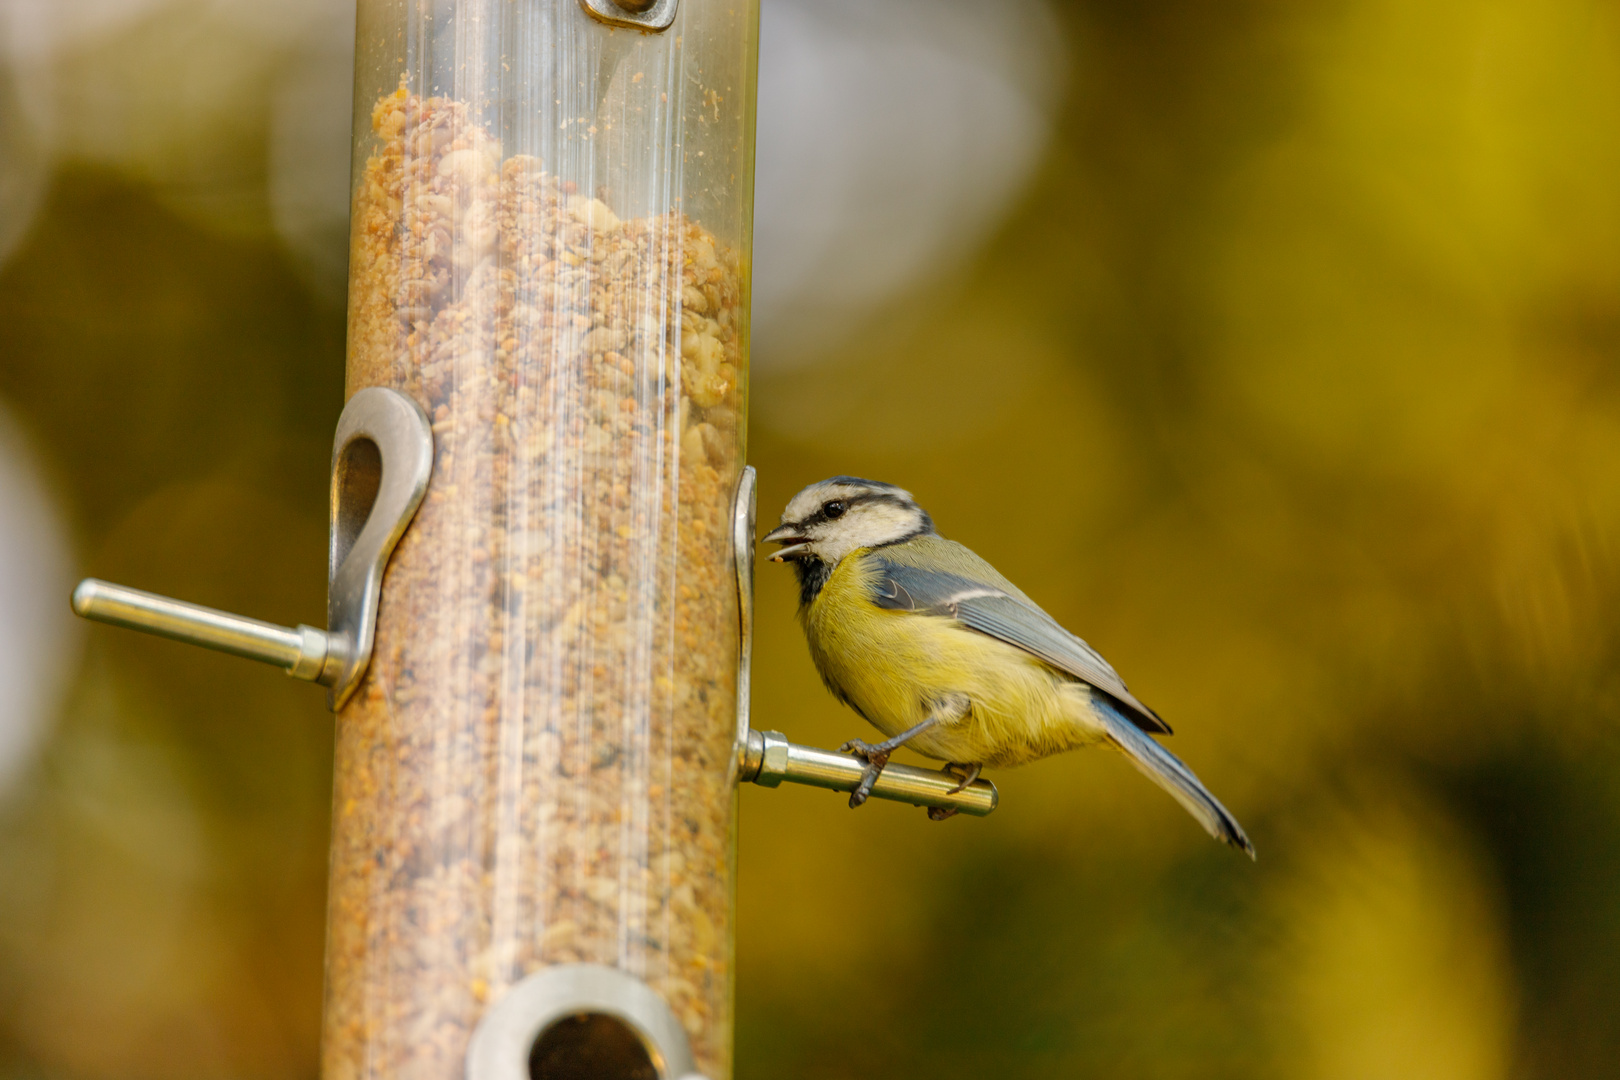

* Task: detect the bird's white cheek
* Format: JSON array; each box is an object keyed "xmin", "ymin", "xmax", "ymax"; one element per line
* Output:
[{"xmin": 813, "ymin": 537, "xmax": 860, "ymax": 566}]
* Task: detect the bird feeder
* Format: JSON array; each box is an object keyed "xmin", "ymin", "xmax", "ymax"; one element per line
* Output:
[{"xmin": 69, "ymin": 2, "xmax": 996, "ymax": 1079}]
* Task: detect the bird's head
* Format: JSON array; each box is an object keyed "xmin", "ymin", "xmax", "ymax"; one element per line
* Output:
[{"xmin": 762, "ymin": 476, "xmax": 934, "ymax": 568}]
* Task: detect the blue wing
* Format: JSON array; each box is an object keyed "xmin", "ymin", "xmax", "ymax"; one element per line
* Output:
[{"xmin": 868, "ymin": 555, "xmax": 1172, "ymax": 736}]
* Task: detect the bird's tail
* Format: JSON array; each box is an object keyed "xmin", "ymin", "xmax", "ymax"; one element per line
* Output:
[{"xmin": 1095, "ymin": 696, "xmax": 1255, "ymax": 858}]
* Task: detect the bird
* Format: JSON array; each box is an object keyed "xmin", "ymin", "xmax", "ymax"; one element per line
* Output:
[{"xmin": 762, "ymin": 475, "xmax": 1254, "ymax": 857}]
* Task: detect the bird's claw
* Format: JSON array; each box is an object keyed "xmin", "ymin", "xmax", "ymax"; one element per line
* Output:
[
  {"xmin": 925, "ymin": 763, "xmax": 980, "ymax": 820},
  {"xmin": 942, "ymin": 761, "xmax": 982, "ymax": 795},
  {"xmin": 840, "ymin": 739, "xmax": 890, "ymax": 808}
]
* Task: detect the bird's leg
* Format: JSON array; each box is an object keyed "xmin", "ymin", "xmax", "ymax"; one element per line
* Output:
[
  {"xmin": 942, "ymin": 761, "xmax": 982, "ymax": 795},
  {"xmin": 841, "ymin": 695, "xmax": 969, "ymax": 809},
  {"xmin": 838, "ymin": 737, "xmax": 901, "ymax": 809}
]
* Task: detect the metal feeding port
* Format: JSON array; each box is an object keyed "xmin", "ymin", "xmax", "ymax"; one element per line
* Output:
[
  {"xmin": 71, "ymin": 387, "xmax": 433, "ymax": 709},
  {"xmin": 739, "ymin": 728, "xmax": 998, "ymax": 817},
  {"xmin": 467, "ymin": 965, "xmax": 705, "ymax": 1080}
]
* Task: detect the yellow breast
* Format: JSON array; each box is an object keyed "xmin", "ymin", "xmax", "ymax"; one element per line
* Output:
[{"xmin": 800, "ymin": 552, "xmax": 1105, "ymax": 766}]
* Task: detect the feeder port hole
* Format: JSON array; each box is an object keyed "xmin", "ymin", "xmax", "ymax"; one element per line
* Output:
[{"xmin": 529, "ymin": 1012, "xmax": 658, "ymax": 1080}]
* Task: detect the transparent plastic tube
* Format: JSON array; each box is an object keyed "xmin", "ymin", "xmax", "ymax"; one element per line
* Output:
[{"xmin": 327, "ymin": 3, "xmax": 756, "ymax": 1078}]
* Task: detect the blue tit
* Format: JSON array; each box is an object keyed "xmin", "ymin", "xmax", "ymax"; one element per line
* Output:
[{"xmin": 763, "ymin": 476, "xmax": 1253, "ymax": 856}]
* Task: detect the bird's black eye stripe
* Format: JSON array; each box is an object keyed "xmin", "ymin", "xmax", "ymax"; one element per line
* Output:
[{"xmin": 805, "ymin": 491, "xmax": 919, "ymax": 526}]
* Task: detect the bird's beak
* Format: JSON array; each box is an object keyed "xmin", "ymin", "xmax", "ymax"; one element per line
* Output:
[{"xmin": 762, "ymin": 523, "xmax": 810, "ymax": 562}]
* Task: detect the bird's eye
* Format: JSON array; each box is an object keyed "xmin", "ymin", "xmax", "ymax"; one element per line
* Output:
[{"xmin": 824, "ymin": 500, "xmax": 847, "ymax": 519}]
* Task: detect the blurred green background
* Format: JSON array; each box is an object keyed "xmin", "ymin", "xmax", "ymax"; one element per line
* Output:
[{"xmin": 2, "ymin": 1, "xmax": 1619, "ymax": 1078}]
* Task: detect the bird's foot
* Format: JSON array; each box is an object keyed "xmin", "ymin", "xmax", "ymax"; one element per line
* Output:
[
  {"xmin": 839, "ymin": 739, "xmax": 891, "ymax": 808},
  {"xmin": 942, "ymin": 761, "xmax": 982, "ymax": 795},
  {"xmin": 926, "ymin": 805, "xmax": 959, "ymax": 821}
]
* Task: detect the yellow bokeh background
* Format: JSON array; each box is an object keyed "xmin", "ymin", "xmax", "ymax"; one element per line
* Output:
[{"xmin": 3, "ymin": 1, "xmax": 1619, "ymax": 1078}]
